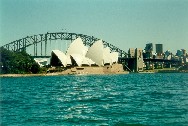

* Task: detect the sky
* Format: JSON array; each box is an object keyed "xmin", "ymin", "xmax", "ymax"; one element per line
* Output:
[{"xmin": 0, "ymin": 0, "xmax": 188, "ymax": 54}]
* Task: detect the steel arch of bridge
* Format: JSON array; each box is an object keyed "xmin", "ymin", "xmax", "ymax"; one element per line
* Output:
[{"xmin": 2, "ymin": 32, "xmax": 128, "ymax": 57}]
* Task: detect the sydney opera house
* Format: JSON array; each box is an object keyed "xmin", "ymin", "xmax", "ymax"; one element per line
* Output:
[{"xmin": 49, "ymin": 38, "xmax": 125, "ymax": 74}]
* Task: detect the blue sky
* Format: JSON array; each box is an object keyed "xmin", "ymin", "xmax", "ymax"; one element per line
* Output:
[{"xmin": 1, "ymin": 0, "xmax": 188, "ymax": 54}]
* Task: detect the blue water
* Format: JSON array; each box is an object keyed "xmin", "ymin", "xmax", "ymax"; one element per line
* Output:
[{"xmin": 1, "ymin": 73, "xmax": 188, "ymax": 126}]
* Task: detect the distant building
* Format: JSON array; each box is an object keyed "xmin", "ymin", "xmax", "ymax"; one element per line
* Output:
[
  {"xmin": 155, "ymin": 44, "xmax": 163, "ymax": 59},
  {"xmin": 156, "ymin": 44, "xmax": 163, "ymax": 55},
  {"xmin": 176, "ymin": 49, "xmax": 183, "ymax": 57},
  {"xmin": 164, "ymin": 50, "xmax": 172, "ymax": 60},
  {"xmin": 164, "ymin": 50, "xmax": 171, "ymax": 56},
  {"xmin": 182, "ymin": 49, "xmax": 186, "ymax": 56},
  {"xmin": 145, "ymin": 43, "xmax": 153, "ymax": 52},
  {"xmin": 181, "ymin": 49, "xmax": 187, "ymax": 64},
  {"xmin": 144, "ymin": 43, "xmax": 153, "ymax": 59},
  {"xmin": 185, "ymin": 57, "xmax": 188, "ymax": 63}
]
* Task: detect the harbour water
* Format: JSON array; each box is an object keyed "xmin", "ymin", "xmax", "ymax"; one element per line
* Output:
[{"xmin": 1, "ymin": 73, "xmax": 188, "ymax": 125}]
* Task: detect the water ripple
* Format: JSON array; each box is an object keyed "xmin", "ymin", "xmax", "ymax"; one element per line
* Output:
[{"xmin": 1, "ymin": 73, "xmax": 188, "ymax": 125}]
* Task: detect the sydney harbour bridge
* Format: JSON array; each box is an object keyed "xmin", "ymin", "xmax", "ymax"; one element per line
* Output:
[{"xmin": 1, "ymin": 32, "xmax": 128, "ymax": 58}]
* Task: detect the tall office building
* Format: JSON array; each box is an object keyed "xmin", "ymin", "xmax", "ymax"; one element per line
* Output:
[
  {"xmin": 155, "ymin": 44, "xmax": 163, "ymax": 59},
  {"xmin": 156, "ymin": 44, "xmax": 163, "ymax": 56},
  {"xmin": 144, "ymin": 43, "xmax": 153, "ymax": 59},
  {"xmin": 145, "ymin": 43, "xmax": 153, "ymax": 52},
  {"xmin": 182, "ymin": 49, "xmax": 186, "ymax": 56}
]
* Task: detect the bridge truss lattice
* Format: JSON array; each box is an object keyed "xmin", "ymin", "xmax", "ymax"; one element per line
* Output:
[{"xmin": 2, "ymin": 32, "xmax": 127, "ymax": 58}]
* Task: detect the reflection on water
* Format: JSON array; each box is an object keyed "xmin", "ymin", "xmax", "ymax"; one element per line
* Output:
[{"xmin": 1, "ymin": 73, "xmax": 188, "ymax": 125}]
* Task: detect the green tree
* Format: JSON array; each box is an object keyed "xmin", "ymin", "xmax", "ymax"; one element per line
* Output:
[
  {"xmin": 31, "ymin": 63, "xmax": 40, "ymax": 74},
  {"xmin": 0, "ymin": 47, "xmax": 40, "ymax": 74}
]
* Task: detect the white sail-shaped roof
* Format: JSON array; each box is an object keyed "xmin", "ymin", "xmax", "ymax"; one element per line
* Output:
[
  {"xmin": 82, "ymin": 57, "xmax": 95, "ymax": 66},
  {"xmin": 66, "ymin": 55, "xmax": 72, "ymax": 65},
  {"xmin": 51, "ymin": 50, "xmax": 67, "ymax": 67},
  {"xmin": 83, "ymin": 46, "xmax": 88, "ymax": 56},
  {"xmin": 70, "ymin": 54, "xmax": 95, "ymax": 67},
  {"xmin": 87, "ymin": 58, "xmax": 95, "ymax": 65},
  {"xmin": 34, "ymin": 58, "xmax": 47, "ymax": 67},
  {"xmin": 66, "ymin": 38, "xmax": 87, "ymax": 56},
  {"xmin": 50, "ymin": 37, "xmax": 119, "ymax": 67},
  {"xmin": 103, "ymin": 47, "xmax": 112, "ymax": 65},
  {"xmin": 70, "ymin": 54, "xmax": 84, "ymax": 67},
  {"xmin": 111, "ymin": 52, "xmax": 119, "ymax": 63},
  {"xmin": 82, "ymin": 57, "xmax": 90, "ymax": 66},
  {"xmin": 86, "ymin": 40, "xmax": 104, "ymax": 66}
]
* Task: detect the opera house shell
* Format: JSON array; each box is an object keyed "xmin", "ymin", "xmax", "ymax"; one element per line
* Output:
[
  {"xmin": 50, "ymin": 37, "xmax": 119, "ymax": 67},
  {"xmin": 34, "ymin": 59, "xmax": 48, "ymax": 67}
]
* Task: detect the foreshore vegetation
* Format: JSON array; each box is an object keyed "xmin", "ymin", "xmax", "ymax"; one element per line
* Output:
[{"xmin": 0, "ymin": 47, "xmax": 41, "ymax": 74}]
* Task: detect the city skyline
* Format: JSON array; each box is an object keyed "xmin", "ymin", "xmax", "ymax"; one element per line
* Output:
[{"xmin": 1, "ymin": 0, "xmax": 188, "ymax": 54}]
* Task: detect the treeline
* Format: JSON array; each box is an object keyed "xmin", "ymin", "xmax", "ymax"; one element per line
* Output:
[{"xmin": 0, "ymin": 47, "xmax": 40, "ymax": 74}]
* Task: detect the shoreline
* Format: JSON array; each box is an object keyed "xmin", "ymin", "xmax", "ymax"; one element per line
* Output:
[
  {"xmin": 0, "ymin": 71, "xmax": 129, "ymax": 78},
  {"xmin": 1, "ymin": 70, "xmax": 188, "ymax": 78},
  {"xmin": 0, "ymin": 64, "xmax": 129, "ymax": 77}
]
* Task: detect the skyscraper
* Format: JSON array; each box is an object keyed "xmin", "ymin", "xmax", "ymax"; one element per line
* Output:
[
  {"xmin": 145, "ymin": 43, "xmax": 153, "ymax": 52},
  {"xmin": 156, "ymin": 44, "xmax": 163, "ymax": 59},
  {"xmin": 156, "ymin": 44, "xmax": 163, "ymax": 55},
  {"xmin": 144, "ymin": 43, "xmax": 153, "ymax": 59}
]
